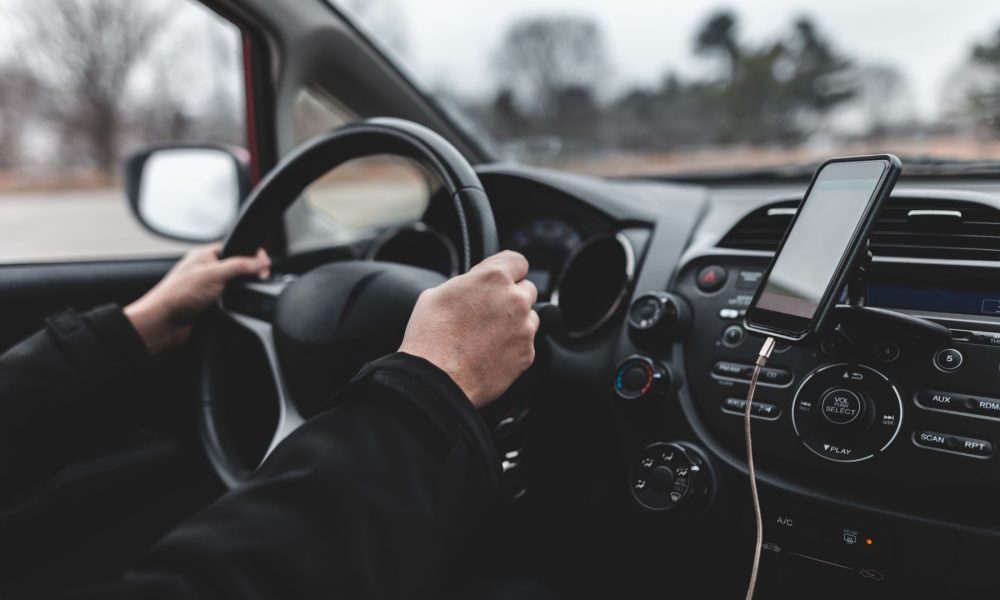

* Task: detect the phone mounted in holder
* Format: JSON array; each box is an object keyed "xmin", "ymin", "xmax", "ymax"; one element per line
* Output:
[{"xmin": 829, "ymin": 241, "xmax": 950, "ymax": 355}]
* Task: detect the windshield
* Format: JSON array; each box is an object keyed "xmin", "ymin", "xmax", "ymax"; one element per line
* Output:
[{"xmin": 336, "ymin": 0, "xmax": 1000, "ymax": 176}]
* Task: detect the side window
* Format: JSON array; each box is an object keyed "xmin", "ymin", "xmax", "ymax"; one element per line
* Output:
[
  {"xmin": 285, "ymin": 88, "xmax": 430, "ymax": 255},
  {"xmin": 0, "ymin": 0, "xmax": 246, "ymax": 263}
]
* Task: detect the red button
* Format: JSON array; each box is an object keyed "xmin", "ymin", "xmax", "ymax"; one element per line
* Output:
[{"xmin": 696, "ymin": 266, "xmax": 727, "ymax": 292}]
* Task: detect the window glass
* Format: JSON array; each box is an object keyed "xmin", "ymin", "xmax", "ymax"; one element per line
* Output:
[
  {"xmin": 286, "ymin": 88, "xmax": 430, "ymax": 254},
  {"xmin": 0, "ymin": 0, "xmax": 245, "ymax": 263},
  {"xmin": 332, "ymin": 0, "xmax": 1000, "ymax": 177}
]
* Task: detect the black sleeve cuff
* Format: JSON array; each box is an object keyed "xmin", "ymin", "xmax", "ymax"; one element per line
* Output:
[{"xmin": 44, "ymin": 304, "xmax": 152, "ymax": 377}]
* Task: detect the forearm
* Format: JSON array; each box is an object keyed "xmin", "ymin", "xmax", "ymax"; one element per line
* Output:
[
  {"xmin": 0, "ymin": 305, "xmax": 151, "ymax": 501},
  {"xmin": 80, "ymin": 353, "xmax": 500, "ymax": 600}
]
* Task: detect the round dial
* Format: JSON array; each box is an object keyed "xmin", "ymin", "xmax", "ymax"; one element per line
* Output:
[
  {"xmin": 626, "ymin": 291, "xmax": 690, "ymax": 348},
  {"xmin": 506, "ymin": 219, "xmax": 581, "ymax": 297},
  {"xmin": 791, "ymin": 363, "xmax": 903, "ymax": 463},
  {"xmin": 614, "ymin": 356, "xmax": 670, "ymax": 400},
  {"xmin": 629, "ymin": 443, "xmax": 705, "ymax": 511}
]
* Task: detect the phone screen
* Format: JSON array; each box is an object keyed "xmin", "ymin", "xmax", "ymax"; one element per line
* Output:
[{"xmin": 747, "ymin": 158, "xmax": 893, "ymax": 339}]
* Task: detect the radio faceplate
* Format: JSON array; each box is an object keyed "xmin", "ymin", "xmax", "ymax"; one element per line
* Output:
[{"xmin": 675, "ymin": 255, "xmax": 1000, "ymax": 484}]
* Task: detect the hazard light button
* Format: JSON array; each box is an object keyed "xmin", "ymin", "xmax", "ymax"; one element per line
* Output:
[{"xmin": 696, "ymin": 265, "xmax": 727, "ymax": 293}]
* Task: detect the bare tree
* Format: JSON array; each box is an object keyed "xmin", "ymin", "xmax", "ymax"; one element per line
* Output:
[
  {"xmin": 856, "ymin": 64, "xmax": 911, "ymax": 137},
  {"xmin": 15, "ymin": 0, "xmax": 165, "ymax": 175},
  {"xmin": 970, "ymin": 28, "xmax": 1000, "ymax": 134},
  {"xmin": 0, "ymin": 64, "xmax": 40, "ymax": 168},
  {"xmin": 695, "ymin": 11, "xmax": 741, "ymax": 79},
  {"xmin": 495, "ymin": 16, "xmax": 609, "ymax": 118}
]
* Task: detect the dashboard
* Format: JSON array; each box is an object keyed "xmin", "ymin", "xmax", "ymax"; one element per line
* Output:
[{"xmin": 362, "ymin": 165, "xmax": 1000, "ymax": 597}]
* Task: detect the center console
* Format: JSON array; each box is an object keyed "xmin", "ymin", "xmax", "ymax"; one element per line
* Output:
[
  {"xmin": 675, "ymin": 255, "xmax": 1000, "ymax": 485},
  {"xmin": 598, "ymin": 252, "xmax": 1000, "ymax": 595}
]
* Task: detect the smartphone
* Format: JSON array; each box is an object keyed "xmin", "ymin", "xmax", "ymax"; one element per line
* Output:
[{"xmin": 744, "ymin": 154, "xmax": 902, "ymax": 342}]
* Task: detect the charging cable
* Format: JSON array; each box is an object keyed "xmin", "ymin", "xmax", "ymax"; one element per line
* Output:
[{"xmin": 744, "ymin": 336, "xmax": 776, "ymax": 600}]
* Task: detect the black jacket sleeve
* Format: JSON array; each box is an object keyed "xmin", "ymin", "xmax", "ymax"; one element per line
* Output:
[
  {"xmin": 63, "ymin": 352, "xmax": 502, "ymax": 600},
  {"xmin": 0, "ymin": 304, "xmax": 152, "ymax": 503}
]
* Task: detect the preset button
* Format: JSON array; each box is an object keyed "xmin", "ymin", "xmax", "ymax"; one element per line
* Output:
[{"xmin": 934, "ymin": 348, "xmax": 963, "ymax": 372}]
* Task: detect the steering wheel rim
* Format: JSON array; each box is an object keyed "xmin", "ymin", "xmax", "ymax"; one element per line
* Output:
[{"xmin": 200, "ymin": 117, "xmax": 499, "ymax": 488}]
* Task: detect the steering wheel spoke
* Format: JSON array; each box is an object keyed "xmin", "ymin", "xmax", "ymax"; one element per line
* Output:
[
  {"xmin": 220, "ymin": 278, "xmax": 305, "ymax": 467},
  {"xmin": 221, "ymin": 275, "xmax": 295, "ymax": 322}
]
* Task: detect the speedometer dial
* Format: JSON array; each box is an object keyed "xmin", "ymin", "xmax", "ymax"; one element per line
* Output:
[{"xmin": 507, "ymin": 219, "xmax": 581, "ymax": 298}]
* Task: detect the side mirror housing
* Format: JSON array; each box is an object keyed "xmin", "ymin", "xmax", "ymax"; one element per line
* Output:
[{"xmin": 124, "ymin": 144, "xmax": 250, "ymax": 243}]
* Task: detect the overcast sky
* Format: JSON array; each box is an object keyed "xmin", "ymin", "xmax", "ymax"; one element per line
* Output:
[{"xmin": 346, "ymin": 0, "xmax": 1000, "ymax": 121}]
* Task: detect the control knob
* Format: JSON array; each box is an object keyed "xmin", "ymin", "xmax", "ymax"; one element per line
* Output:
[
  {"xmin": 627, "ymin": 292, "xmax": 690, "ymax": 348},
  {"xmin": 630, "ymin": 442, "xmax": 711, "ymax": 511},
  {"xmin": 791, "ymin": 364, "xmax": 903, "ymax": 463},
  {"xmin": 614, "ymin": 356, "xmax": 672, "ymax": 399}
]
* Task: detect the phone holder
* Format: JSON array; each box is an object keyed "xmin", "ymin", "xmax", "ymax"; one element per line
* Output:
[{"xmin": 827, "ymin": 241, "xmax": 950, "ymax": 354}]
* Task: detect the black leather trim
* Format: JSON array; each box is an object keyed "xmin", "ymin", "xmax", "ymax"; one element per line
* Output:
[
  {"xmin": 221, "ymin": 117, "xmax": 499, "ymax": 270},
  {"xmin": 452, "ymin": 187, "xmax": 498, "ymax": 273}
]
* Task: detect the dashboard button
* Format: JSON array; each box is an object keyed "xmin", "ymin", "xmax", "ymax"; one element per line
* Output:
[
  {"xmin": 722, "ymin": 325, "xmax": 745, "ymax": 347},
  {"xmin": 956, "ymin": 436, "xmax": 994, "ymax": 457},
  {"xmin": 791, "ymin": 364, "xmax": 901, "ymax": 463},
  {"xmin": 712, "ymin": 360, "xmax": 745, "ymax": 378},
  {"xmin": 913, "ymin": 430, "xmax": 994, "ymax": 458},
  {"xmin": 820, "ymin": 388, "xmax": 864, "ymax": 425},
  {"xmin": 647, "ymin": 465, "xmax": 675, "ymax": 491},
  {"xmin": 696, "ymin": 265, "xmax": 727, "ymax": 293},
  {"xmin": 736, "ymin": 270, "xmax": 763, "ymax": 290},
  {"xmin": 971, "ymin": 396, "xmax": 1000, "ymax": 419},
  {"xmin": 814, "ymin": 439, "xmax": 864, "ymax": 461},
  {"xmin": 916, "ymin": 389, "xmax": 1000, "ymax": 421},
  {"xmin": 722, "ymin": 398, "xmax": 781, "ymax": 420},
  {"xmin": 760, "ymin": 367, "xmax": 792, "ymax": 385},
  {"xmin": 934, "ymin": 348, "xmax": 963, "ymax": 372},
  {"xmin": 820, "ymin": 338, "xmax": 845, "ymax": 357},
  {"xmin": 874, "ymin": 343, "xmax": 900, "ymax": 363},
  {"xmin": 915, "ymin": 390, "xmax": 959, "ymax": 409},
  {"xmin": 719, "ymin": 308, "xmax": 740, "ymax": 320},
  {"xmin": 712, "ymin": 361, "xmax": 791, "ymax": 384}
]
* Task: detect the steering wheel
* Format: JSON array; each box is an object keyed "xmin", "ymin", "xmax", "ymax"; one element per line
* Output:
[{"xmin": 199, "ymin": 118, "xmax": 499, "ymax": 488}]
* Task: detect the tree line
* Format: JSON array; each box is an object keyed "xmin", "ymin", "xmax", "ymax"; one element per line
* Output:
[
  {"xmin": 0, "ymin": 0, "xmax": 243, "ymax": 177},
  {"xmin": 464, "ymin": 10, "xmax": 1000, "ymax": 160},
  {"xmin": 3, "ymin": 3, "xmax": 1000, "ymax": 177}
]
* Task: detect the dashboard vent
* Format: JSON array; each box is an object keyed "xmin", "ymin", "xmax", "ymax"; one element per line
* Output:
[
  {"xmin": 717, "ymin": 200, "xmax": 798, "ymax": 252},
  {"xmin": 720, "ymin": 198, "xmax": 1000, "ymax": 261},
  {"xmin": 869, "ymin": 199, "xmax": 1000, "ymax": 261}
]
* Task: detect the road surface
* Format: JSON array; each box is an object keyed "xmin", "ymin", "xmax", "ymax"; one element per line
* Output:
[{"xmin": 0, "ymin": 181, "xmax": 423, "ymax": 263}]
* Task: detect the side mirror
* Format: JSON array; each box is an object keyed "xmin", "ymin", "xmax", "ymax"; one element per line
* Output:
[{"xmin": 124, "ymin": 145, "xmax": 250, "ymax": 243}]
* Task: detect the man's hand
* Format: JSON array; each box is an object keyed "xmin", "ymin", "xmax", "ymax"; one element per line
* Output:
[
  {"xmin": 399, "ymin": 251, "xmax": 539, "ymax": 408},
  {"xmin": 125, "ymin": 243, "xmax": 271, "ymax": 354}
]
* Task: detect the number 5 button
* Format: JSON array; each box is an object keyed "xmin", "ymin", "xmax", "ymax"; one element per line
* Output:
[{"xmin": 934, "ymin": 348, "xmax": 963, "ymax": 372}]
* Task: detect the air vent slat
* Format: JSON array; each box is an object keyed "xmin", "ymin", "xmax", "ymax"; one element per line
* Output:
[{"xmin": 719, "ymin": 198, "xmax": 1000, "ymax": 261}]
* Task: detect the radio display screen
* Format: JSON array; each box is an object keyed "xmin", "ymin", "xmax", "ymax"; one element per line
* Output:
[{"xmin": 867, "ymin": 284, "xmax": 1000, "ymax": 317}]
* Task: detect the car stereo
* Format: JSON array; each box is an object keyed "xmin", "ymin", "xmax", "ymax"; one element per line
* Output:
[{"xmin": 676, "ymin": 256, "xmax": 1000, "ymax": 482}]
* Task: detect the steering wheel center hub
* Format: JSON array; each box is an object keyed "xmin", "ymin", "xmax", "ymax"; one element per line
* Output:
[{"xmin": 272, "ymin": 261, "xmax": 445, "ymax": 415}]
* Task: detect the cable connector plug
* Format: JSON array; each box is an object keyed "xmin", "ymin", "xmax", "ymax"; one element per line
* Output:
[{"xmin": 755, "ymin": 336, "xmax": 776, "ymax": 367}]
